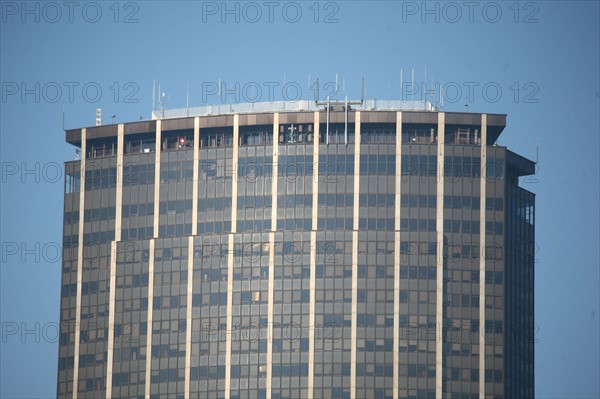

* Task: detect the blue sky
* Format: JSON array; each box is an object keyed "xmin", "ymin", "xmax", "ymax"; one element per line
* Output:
[{"xmin": 1, "ymin": 1, "xmax": 598, "ymax": 397}]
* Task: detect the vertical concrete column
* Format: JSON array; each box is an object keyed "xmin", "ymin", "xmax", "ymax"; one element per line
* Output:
[
  {"xmin": 479, "ymin": 114, "xmax": 488, "ymax": 399},
  {"xmin": 115, "ymin": 125, "xmax": 124, "ymax": 242},
  {"xmin": 436, "ymin": 113, "xmax": 445, "ymax": 399},
  {"xmin": 144, "ymin": 240, "xmax": 156, "ymax": 399},
  {"xmin": 393, "ymin": 112, "xmax": 403, "ymax": 399},
  {"xmin": 231, "ymin": 114, "xmax": 240, "ymax": 233},
  {"xmin": 307, "ymin": 111, "xmax": 320, "ymax": 399},
  {"xmin": 266, "ymin": 113, "xmax": 279, "ymax": 399},
  {"xmin": 225, "ymin": 233, "xmax": 235, "ymax": 399},
  {"xmin": 105, "ymin": 124, "xmax": 124, "ymax": 398},
  {"xmin": 225, "ymin": 114, "xmax": 240, "ymax": 398},
  {"xmin": 350, "ymin": 111, "xmax": 361, "ymax": 399},
  {"xmin": 145, "ymin": 120, "xmax": 163, "ymax": 398},
  {"xmin": 153, "ymin": 120, "xmax": 162, "ymax": 238},
  {"xmin": 72, "ymin": 128, "xmax": 86, "ymax": 398},
  {"xmin": 184, "ymin": 236, "xmax": 194, "ymax": 399},
  {"xmin": 192, "ymin": 117, "xmax": 200, "ymax": 236},
  {"xmin": 186, "ymin": 118, "xmax": 200, "ymax": 397}
]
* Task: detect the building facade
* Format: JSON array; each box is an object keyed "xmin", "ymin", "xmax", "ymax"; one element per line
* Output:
[{"xmin": 57, "ymin": 101, "xmax": 535, "ymax": 399}]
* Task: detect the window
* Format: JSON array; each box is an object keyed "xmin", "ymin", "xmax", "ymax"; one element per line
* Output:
[
  {"xmin": 124, "ymin": 133, "xmax": 155, "ymax": 154},
  {"xmin": 162, "ymin": 130, "xmax": 193, "ymax": 151}
]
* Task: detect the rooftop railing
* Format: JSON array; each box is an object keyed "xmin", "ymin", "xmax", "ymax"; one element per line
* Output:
[{"xmin": 151, "ymin": 99, "xmax": 435, "ymax": 120}]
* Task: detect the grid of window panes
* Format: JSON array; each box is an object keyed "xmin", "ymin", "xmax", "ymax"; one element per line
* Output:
[
  {"xmin": 504, "ymin": 164, "xmax": 535, "ymax": 399},
  {"xmin": 76, "ymin": 242, "xmax": 111, "ymax": 397},
  {"xmin": 125, "ymin": 133, "xmax": 156, "ymax": 154},
  {"xmin": 87, "ymin": 137, "xmax": 118, "ymax": 159},
  {"xmin": 198, "ymin": 147, "xmax": 233, "ymax": 235},
  {"xmin": 317, "ymin": 145, "xmax": 354, "ymax": 231},
  {"xmin": 159, "ymin": 149, "xmax": 194, "ymax": 237},
  {"xmin": 83, "ymin": 156, "xmax": 116, "ymax": 245},
  {"xmin": 229, "ymin": 233, "xmax": 269, "ymax": 399},
  {"xmin": 313, "ymin": 231, "xmax": 353, "ymax": 399},
  {"xmin": 442, "ymin": 145, "xmax": 483, "ymax": 396},
  {"xmin": 57, "ymin": 161, "xmax": 81, "ymax": 397},
  {"xmin": 359, "ymin": 145, "xmax": 396, "ymax": 231},
  {"xmin": 360, "ymin": 123, "xmax": 396, "ymax": 144},
  {"xmin": 122, "ymin": 152, "xmax": 156, "ymax": 242},
  {"xmin": 236, "ymin": 146, "xmax": 273, "ymax": 233},
  {"xmin": 111, "ymin": 240, "xmax": 151, "ymax": 398},
  {"xmin": 271, "ymin": 232, "xmax": 312, "ymax": 399},
  {"xmin": 319, "ymin": 123, "xmax": 355, "ymax": 144},
  {"xmin": 240, "ymin": 124, "xmax": 273, "ymax": 146},
  {"xmin": 399, "ymin": 144, "xmax": 438, "ymax": 398},
  {"xmin": 483, "ymin": 147, "xmax": 507, "ymax": 398},
  {"xmin": 199, "ymin": 127, "xmax": 234, "ymax": 149},
  {"xmin": 356, "ymin": 232, "xmax": 395, "ymax": 399},
  {"xmin": 149, "ymin": 238, "xmax": 189, "ymax": 398},
  {"xmin": 78, "ymin": 153, "xmax": 117, "ymax": 397},
  {"xmin": 190, "ymin": 234, "xmax": 229, "ymax": 397},
  {"xmin": 402, "ymin": 124, "xmax": 438, "ymax": 144},
  {"xmin": 277, "ymin": 144, "xmax": 313, "ymax": 232},
  {"xmin": 445, "ymin": 125, "xmax": 482, "ymax": 146},
  {"xmin": 162, "ymin": 129, "xmax": 194, "ymax": 151}
]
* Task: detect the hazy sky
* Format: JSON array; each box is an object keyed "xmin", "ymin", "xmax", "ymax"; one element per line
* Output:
[{"xmin": 1, "ymin": 1, "xmax": 599, "ymax": 397}]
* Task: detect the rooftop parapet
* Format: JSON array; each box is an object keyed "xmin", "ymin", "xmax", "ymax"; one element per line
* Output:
[{"xmin": 151, "ymin": 99, "xmax": 436, "ymax": 120}]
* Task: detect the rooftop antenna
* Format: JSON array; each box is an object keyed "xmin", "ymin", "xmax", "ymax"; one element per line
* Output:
[
  {"xmin": 186, "ymin": 81, "xmax": 189, "ymax": 117},
  {"xmin": 400, "ymin": 68, "xmax": 403, "ymax": 101},
  {"xmin": 217, "ymin": 78, "xmax": 221, "ymax": 113},
  {"xmin": 152, "ymin": 79, "xmax": 156, "ymax": 111},
  {"xmin": 424, "ymin": 64, "xmax": 427, "ymax": 102},
  {"xmin": 335, "ymin": 73, "xmax": 338, "ymax": 98},
  {"xmin": 315, "ymin": 78, "xmax": 320, "ymax": 102},
  {"xmin": 411, "ymin": 68, "xmax": 415, "ymax": 101},
  {"xmin": 315, "ymin": 77, "xmax": 365, "ymax": 145},
  {"xmin": 361, "ymin": 77, "xmax": 365, "ymax": 102},
  {"xmin": 251, "ymin": 84, "xmax": 257, "ymax": 105},
  {"xmin": 430, "ymin": 77, "xmax": 436, "ymax": 108},
  {"xmin": 218, "ymin": 78, "xmax": 221, "ymax": 103}
]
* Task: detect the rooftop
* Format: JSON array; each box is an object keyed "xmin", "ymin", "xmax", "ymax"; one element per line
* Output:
[
  {"xmin": 65, "ymin": 100, "xmax": 509, "ymax": 148},
  {"xmin": 151, "ymin": 99, "xmax": 436, "ymax": 120}
]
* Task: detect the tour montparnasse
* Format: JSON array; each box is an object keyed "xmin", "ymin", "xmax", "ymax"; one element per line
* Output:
[{"xmin": 58, "ymin": 93, "xmax": 535, "ymax": 398}]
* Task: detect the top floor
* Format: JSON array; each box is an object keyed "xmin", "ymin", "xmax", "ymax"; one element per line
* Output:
[{"xmin": 65, "ymin": 100, "xmax": 508, "ymax": 157}]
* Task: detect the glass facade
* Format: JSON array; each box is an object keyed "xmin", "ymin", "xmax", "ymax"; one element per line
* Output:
[{"xmin": 58, "ymin": 109, "xmax": 535, "ymax": 398}]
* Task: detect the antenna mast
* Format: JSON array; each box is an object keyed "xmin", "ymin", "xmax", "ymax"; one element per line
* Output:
[
  {"xmin": 315, "ymin": 77, "xmax": 365, "ymax": 146},
  {"xmin": 152, "ymin": 80, "xmax": 156, "ymax": 111},
  {"xmin": 424, "ymin": 64, "xmax": 427, "ymax": 102}
]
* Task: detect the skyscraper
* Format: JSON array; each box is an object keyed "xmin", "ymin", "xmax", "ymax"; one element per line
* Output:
[{"xmin": 58, "ymin": 100, "xmax": 535, "ymax": 398}]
